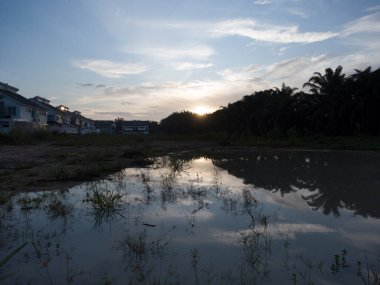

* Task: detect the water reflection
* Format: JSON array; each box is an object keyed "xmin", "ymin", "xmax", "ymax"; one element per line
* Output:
[
  {"xmin": 0, "ymin": 151, "xmax": 380, "ymax": 284},
  {"xmin": 210, "ymin": 151, "xmax": 380, "ymax": 217}
]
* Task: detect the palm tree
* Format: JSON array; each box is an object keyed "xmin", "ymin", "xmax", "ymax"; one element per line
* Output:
[
  {"xmin": 347, "ymin": 66, "xmax": 380, "ymax": 134},
  {"xmin": 303, "ymin": 66, "xmax": 347, "ymax": 134}
]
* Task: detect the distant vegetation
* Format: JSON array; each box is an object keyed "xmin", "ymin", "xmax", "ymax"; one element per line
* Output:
[{"xmin": 160, "ymin": 66, "xmax": 380, "ymax": 137}]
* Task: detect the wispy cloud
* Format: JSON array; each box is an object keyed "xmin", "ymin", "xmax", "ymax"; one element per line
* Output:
[
  {"xmin": 287, "ymin": 7, "xmax": 310, "ymax": 19},
  {"xmin": 173, "ymin": 62, "xmax": 213, "ymax": 70},
  {"xmin": 212, "ymin": 223, "xmax": 335, "ymax": 244},
  {"xmin": 73, "ymin": 69, "xmax": 268, "ymax": 120},
  {"xmin": 95, "ymin": 111, "xmax": 133, "ymax": 117},
  {"xmin": 341, "ymin": 12, "xmax": 380, "ymax": 36},
  {"xmin": 73, "ymin": 59, "xmax": 148, "ymax": 78},
  {"xmin": 211, "ymin": 19, "xmax": 338, "ymax": 43},
  {"xmin": 77, "ymin": 83, "xmax": 94, "ymax": 87},
  {"xmin": 127, "ymin": 45, "xmax": 214, "ymax": 61},
  {"xmin": 365, "ymin": 5, "xmax": 380, "ymax": 12},
  {"xmin": 218, "ymin": 64, "xmax": 261, "ymax": 81},
  {"xmin": 253, "ymin": 0, "xmax": 272, "ymax": 4}
]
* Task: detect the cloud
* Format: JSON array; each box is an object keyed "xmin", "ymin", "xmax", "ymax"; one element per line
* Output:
[
  {"xmin": 173, "ymin": 62, "xmax": 213, "ymax": 70},
  {"xmin": 253, "ymin": 0, "xmax": 272, "ymax": 4},
  {"xmin": 73, "ymin": 59, "xmax": 148, "ymax": 78},
  {"xmin": 95, "ymin": 111, "xmax": 133, "ymax": 116},
  {"xmin": 212, "ymin": 223, "xmax": 335, "ymax": 244},
  {"xmin": 365, "ymin": 5, "xmax": 380, "ymax": 12},
  {"xmin": 211, "ymin": 19, "xmax": 338, "ymax": 43},
  {"xmin": 287, "ymin": 7, "xmax": 310, "ymax": 19},
  {"xmin": 72, "ymin": 69, "xmax": 269, "ymax": 120},
  {"xmin": 77, "ymin": 83, "xmax": 94, "ymax": 87},
  {"xmin": 341, "ymin": 12, "xmax": 380, "ymax": 36},
  {"xmin": 127, "ymin": 45, "xmax": 214, "ymax": 61},
  {"xmin": 218, "ymin": 64, "xmax": 262, "ymax": 81}
]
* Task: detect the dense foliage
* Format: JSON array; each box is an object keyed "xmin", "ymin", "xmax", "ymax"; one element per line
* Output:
[{"xmin": 159, "ymin": 66, "xmax": 380, "ymax": 136}]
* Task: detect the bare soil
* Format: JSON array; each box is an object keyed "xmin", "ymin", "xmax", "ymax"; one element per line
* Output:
[{"xmin": 0, "ymin": 141, "xmax": 218, "ymax": 193}]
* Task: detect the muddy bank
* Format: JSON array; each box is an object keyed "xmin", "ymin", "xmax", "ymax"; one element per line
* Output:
[{"xmin": 0, "ymin": 141, "xmax": 218, "ymax": 193}]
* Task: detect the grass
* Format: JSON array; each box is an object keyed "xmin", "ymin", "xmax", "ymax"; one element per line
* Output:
[
  {"xmin": 0, "ymin": 242, "xmax": 28, "ymax": 281},
  {"xmin": 85, "ymin": 189, "xmax": 124, "ymax": 212},
  {"xmin": 2, "ymin": 130, "xmax": 380, "ymax": 150},
  {"xmin": 17, "ymin": 194, "xmax": 48, "ymax": 210},
  {"xmin": 1, "ymin": 131, "xmax": 380, "ymax": 193},
  {"xmin": 0, "ymin": 193, "xmax": 11, "ymax": 205},
  {"xmin": 46, "ymin": 194, "xmax": 73, "ymax": 218}
]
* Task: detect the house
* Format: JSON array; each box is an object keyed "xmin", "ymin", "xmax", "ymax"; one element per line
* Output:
[
  {"xmin": 123, "ymin": 120, "xmax": 149, "ymax": 134},
  {"xmin": 0, "ymin": 82, "xmax": 48, "ymax": 133},
  {"xmin": 70, "ymin": 110, "xmax": 96, "ymax": 134},
  {"xmin": 94, "ymin": 120, "xmax": 114, "ymax": 134},
  {"xmin": 30, "ymin": 97, "xmax": 78, "ymax": 134}
]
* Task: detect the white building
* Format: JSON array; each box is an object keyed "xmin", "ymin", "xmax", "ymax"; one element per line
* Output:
[{"xmin": 0, "ymin": 82, "xmax": 48, "ymax": 133}]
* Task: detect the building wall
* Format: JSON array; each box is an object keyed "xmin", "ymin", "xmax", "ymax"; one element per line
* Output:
[
  {"xmin": 0, "ymin": 95, "xmax": 21, "ymax": 120},
  {"xmin": 19, "ymin": 105, "xmax": 33, "ymax": 122},
  {"xmin": 0, "ymin": 93, "xmax": 48, "ymax": 133}
]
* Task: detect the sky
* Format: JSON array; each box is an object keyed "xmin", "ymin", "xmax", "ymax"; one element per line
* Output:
[{"xmin": 1, "ymin": 0, "xmax": 380, "ymax": 121}]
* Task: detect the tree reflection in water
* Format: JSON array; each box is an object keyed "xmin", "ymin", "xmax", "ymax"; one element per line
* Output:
[
  {"xmin": 0, "ymin": 151, "xmax": 379, "ymax": 284},
  {"xmin": 210, "ymin": 150, "xmax": 380, "ymax": 218}
]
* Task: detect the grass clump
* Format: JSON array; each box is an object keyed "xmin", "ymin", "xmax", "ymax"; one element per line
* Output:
[
  {"xmin": 46, "ymin": 193, "xmax": 73, "ymax": 218},
  {"xmin": 17, "ymin": 194, "xmax": 48, "ymax": 211},
  {"xmin": 85, "ymin": 190, "xmax": 124, "ymax": 212},
  {"xmin": 0, "ymin": 193, "xmax": 11, "ymax": 206}
]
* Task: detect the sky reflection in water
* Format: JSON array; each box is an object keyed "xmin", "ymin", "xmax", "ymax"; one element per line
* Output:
[{"xmin": 1, "ymin": 151, "xmax": 380, "ymax": 284}]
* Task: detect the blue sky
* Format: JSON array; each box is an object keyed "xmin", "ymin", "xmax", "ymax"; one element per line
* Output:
[{"xmin": 1, "ymin": 0, "xmax": 380, "ymax": 120}]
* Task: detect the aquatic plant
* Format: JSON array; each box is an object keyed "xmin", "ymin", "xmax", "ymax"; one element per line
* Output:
[
  {"xmin": 117, "ymin": 230, "xmax": 168, "ymax": 260},
  {"xmin": 331, "ymin": 249, "xmax": 350, "ymax": 274},
  {"xmin": 0, "ymin": 193, "xmax": 11, "ymax": 206},
  {"xmin": 46, "ymin": 193, "xmax": 73, "ymax": 218},
  {"xmin": 0, "ymin": 242, "xmax": 28, "ymax": 281},
  {"xmin": 17, "ymin": 193, "xmax": 49, "ymax": 211},
  {"xmin": 86, "ymin": 190, "xmax": 124, "ymax": 212},
  {"xmin": 190, "ymin": 248, "xmax": 201, "ymax": 285},
  {"xmin": 357, "ymin": 255, "xmax": 380, "ymax": 285}
]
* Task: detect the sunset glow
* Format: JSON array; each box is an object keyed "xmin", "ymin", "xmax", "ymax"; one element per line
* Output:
[
  {"xmin": 192, "ymin": 106, "xmax": 214, "ymax": 116},
  {"xmin": 1, "ymin": 1, "xmax": 379, "ymax": 121}
]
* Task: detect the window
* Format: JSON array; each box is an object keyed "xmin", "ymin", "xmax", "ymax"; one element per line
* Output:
[
  {"xmin": 8, "ymin": 107, "xmax": 16, "ymax": 116},
  {"xmin": 0, "ymin": 102, "xmax": 4, "ymax": 116}
]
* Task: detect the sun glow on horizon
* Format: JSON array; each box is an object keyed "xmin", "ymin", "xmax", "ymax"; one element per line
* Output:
[{"xmin": 192, "ymin": 106, "xmax": 214, "ymax": 116}]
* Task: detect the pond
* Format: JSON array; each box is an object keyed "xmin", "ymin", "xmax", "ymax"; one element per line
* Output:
[{"xmin": 1, "ymin": 150, "xmax": 380, "ymax": 284}]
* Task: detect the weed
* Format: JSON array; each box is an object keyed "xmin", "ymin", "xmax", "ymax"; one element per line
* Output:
[
  {"xmin": 0, "ymin": 242, "xmax": 28, "ymax": 281},
  {"xmin": 48, "ymin": 164, "xmax": 71, "ymax": 180},
  {"xmin": 0, "ymin": 193, "xmax": 11, "ymax": 205},
  {"xmin": 85, "ymin": 190, "xmax": 124, "ymax": 211},
  {"xmin": 46, "ymin": 194, "xmax": 73, "ymax": 218},
  {"xmin": 118, "ymin": 230, "xmax": 168, "ymax": 260},
  {"xmin": 357, "ymin": 255, "xmax": 380, "ymax": 285},
  {"xmin": 331, "ymin": 249, "xmax": 349, "ymax": 274},
  {"xmin": 17, "ymin": 194, "xmax": 48, "ymax": 211},
  {"xmin": 191, "ymin": 248, "xmax": 201, "ymax": 285}
]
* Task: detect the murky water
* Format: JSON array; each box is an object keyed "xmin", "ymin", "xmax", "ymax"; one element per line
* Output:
[{"xmin": 1, "ymin": 150, "xmax": 380, "ymax": 284}]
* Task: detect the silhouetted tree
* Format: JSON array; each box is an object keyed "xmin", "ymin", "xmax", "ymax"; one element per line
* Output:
[
  {"xmin": 158, "ymin": 65, "xmax": 380, "ymax": 137},
  {"xmin": 114, "ymin": 117, "xmax": 124, "ymax": 134},
  {"xmin": 303, "ymin": 66, "xmax": 347, "ymax": 134}
]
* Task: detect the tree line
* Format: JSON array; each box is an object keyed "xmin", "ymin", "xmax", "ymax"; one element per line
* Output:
[{"xmin": 159, "ymin": 66, "xmax": 380, "ymax": 136}]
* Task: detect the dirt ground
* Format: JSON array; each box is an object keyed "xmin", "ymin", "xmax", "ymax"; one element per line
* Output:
[{"xmin": 0, "ymin": 141, "xmax": 218, "ymax": 193}]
